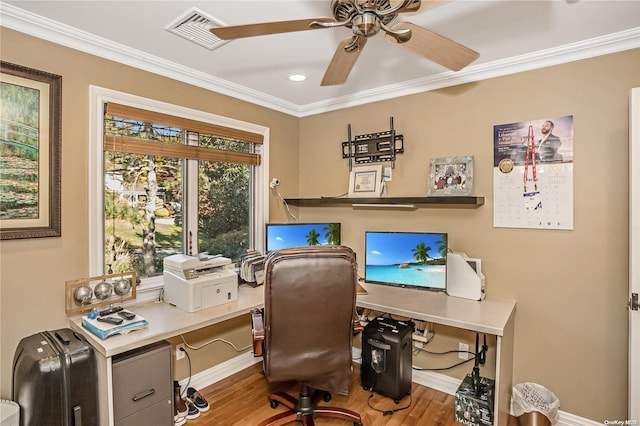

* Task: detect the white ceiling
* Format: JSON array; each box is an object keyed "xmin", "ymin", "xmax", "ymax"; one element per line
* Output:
[{"xmin": 2, "ymin": 1, "xmax": 639, "ymax": 116}]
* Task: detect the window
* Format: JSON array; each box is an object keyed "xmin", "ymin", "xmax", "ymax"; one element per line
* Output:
[{"xmin": 89, "ymin": 87, "xmax": 269, "ymax": 285}]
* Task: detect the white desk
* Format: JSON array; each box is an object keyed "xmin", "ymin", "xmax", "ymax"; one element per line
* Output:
[
  {"xmin": 356, "ymin": 282, "xmax": 516, "ymax": 426},
  {"xmin": 69, "ymin": 284, "xmax": 264, "ymax": 425},
  {"xmin": 70, "ymin": 282, "xmax": 515, "ymax": 426}
]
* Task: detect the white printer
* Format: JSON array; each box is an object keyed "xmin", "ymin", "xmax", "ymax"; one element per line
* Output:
[{"xmin": 163, "ymin": 253, "xmax": 238, "ymax": 312}]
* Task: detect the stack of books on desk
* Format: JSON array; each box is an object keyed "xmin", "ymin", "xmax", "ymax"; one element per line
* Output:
[{"xmin": 82, "ymin": 313, "xmax": 148, "ymax": 340}]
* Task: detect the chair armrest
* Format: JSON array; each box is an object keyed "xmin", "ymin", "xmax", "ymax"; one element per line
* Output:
[
  {"xmin": 251, "ymin": 307, "xmax": 264, "ymax": 357},
  {"xmin": 352, "ymin": 312, "xmax": 364, "ymax": 335}
]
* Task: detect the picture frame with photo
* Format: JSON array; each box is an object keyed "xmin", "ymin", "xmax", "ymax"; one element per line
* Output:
[{"xmin": 427, "ymin": 156, "xmax": 474, "ymax": 196}]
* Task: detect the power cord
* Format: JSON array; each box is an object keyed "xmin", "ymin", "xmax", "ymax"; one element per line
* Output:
[
  {"xmin": 410, "ymin": 330, "xmax": 489, "ymax": 371},
  {"xmin": 179, "ymin": 346, "xmax": 191, "ymax": 398},
  {"xmin": 179, "ymin": 334, "xmax": 252, "ymax": 352},
  {"xmin": 416, "ymin": 348, "xmax": 476, "ymax": 357},
  {"xmin": 367, "ymin": 393, "xmax": 412, "ymax": 416},
  {"xmin": 480, "ymin": 334, "xmax": 488, "ymax": 365},
  {"xmin": 273, "ymin": 186, "xmax": 298, "ymax": 223},
  {"xmin": 365, "ymin": 374, "xmax": 412, "ymax": 416},
  {"xmin": 411, "ymin": 338, "xmax": 486, "ymax": 372},
  {"xmin": 412, "ymin": 356, "xmax": 476, "ymax": 372}
]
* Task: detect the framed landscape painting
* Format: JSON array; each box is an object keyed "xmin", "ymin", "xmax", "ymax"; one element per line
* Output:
[{"xmin": 0, "ymin": 61, "xmax": 61, "ymax": 239}]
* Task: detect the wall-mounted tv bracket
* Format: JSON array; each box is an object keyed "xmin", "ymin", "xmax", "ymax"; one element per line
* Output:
[{"xmin": 342, "ymin": 116, "xmax": 404, "ymax": 171}]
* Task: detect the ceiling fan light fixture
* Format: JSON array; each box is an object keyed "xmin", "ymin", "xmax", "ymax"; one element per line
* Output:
[
  {"xmin": 288, "ymin": 73, "xmax": 307, "ymax": 82},
  {"xmin": 352, "ymin": 12, "xmax": 381, "ymax": 37}
]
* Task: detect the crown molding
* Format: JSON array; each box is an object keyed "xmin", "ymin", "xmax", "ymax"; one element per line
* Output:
[
  {"xmin": 0, "ymin": 3, "xmax": 302, "ymax": 116},
  {"xmin": 298, "ymin": 26, "xmax": 640, "ymax": 116},
  {"xmin": 2, "ymin": 3, "xmax": 639, "ymax": 118}
]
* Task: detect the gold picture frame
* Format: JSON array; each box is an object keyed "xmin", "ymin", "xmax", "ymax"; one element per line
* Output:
[
  {"xmin": 427, "ymin": 156, "xmax": 474, "ymax": 196},
  {"xmin": 0, "ymin": 61, "xmax": 62, "ymax": 239},
  {"xmin": 348, "ymin": 164, "xmax": 384, "ymax": 198}
]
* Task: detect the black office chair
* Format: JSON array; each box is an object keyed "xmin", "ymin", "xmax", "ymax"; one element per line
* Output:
[{"xmin": 251, "ymin": 245, "xmax": 363, "ymax": 426}]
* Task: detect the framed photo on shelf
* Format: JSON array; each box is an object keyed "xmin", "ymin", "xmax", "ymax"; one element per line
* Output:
[
  {"xmin": 348, "ymin": 164, "xmax": 383, "ymax": 198},
  {"xmin": 427, "ymin": 156, "xmax": 474, "ymax": 196},
  {"xmin": 0, "ymin": 61, "xmax": 62, "ymax": 239}
]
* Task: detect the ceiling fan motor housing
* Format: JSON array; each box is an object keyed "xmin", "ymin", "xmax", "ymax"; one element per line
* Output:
[{"xmin": 332, "ymin": 0, "xmax": 399, "ymax": 37}]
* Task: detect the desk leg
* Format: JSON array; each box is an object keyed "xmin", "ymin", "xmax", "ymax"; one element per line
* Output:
[
  {"xmin": 494, "ymin": 318, "xmax": 515, "ymax": 425},
  {"xmin": 95, "ymin": 353, "xmax": 115, "ymax": 425}
]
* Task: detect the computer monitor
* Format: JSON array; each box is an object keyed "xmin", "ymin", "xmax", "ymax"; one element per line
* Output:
[
  {"xmin": 364, "ymin": 231, "xmax": 448, "ymax": 292},
  {"xmin": 265, "ymin": 223, "xmax": 341, "ymax": 253}
]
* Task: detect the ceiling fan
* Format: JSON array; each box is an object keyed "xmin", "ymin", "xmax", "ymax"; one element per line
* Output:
[{"xmin": 209, "ymin": 0, "xmax": 479, "ymax": 86}]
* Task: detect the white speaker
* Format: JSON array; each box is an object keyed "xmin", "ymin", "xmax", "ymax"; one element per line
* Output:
[{"xmin": 447, "ymin": 252, "xmax": 486, "ymax": 301}]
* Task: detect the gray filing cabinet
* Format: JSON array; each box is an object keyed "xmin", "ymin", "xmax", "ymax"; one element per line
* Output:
[{"xmin": 112, "ymin": 340, "xmax": 173, "ymax": 426}]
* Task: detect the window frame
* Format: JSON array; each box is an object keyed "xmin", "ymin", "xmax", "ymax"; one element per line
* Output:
[{"xmin": 89, "ymin": 86, "xmax": 269, "ymax": 288}]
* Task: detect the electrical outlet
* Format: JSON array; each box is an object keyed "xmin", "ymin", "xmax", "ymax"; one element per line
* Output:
[
  {"xmin": 459, "ymin": 342, "xmax": 469, "ymax": 360},
  {"xmin": 383, "ymin": 167, "xmax": 392, "ymax": 182},
  {"xmin": 175, "ymin": 344, "xmax": 185, "ymax": 360}
]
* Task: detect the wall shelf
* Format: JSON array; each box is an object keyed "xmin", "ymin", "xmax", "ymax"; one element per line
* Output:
[{"xmin": 284, "ymin": 196, "xmax": 484, "ymax": 208}]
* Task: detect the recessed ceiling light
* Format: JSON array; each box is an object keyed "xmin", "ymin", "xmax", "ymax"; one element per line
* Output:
[{"xmin": 288, "ymin": 73, "xmax": 307, "ymax": 82}]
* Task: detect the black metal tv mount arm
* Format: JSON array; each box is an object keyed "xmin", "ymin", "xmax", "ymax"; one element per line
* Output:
[{"xmin": 342, "ymin": 116, "xmax": 404, "ymax": 171}]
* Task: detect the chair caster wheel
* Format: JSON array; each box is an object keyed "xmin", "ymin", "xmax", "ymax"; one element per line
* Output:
[
  {"xmin": 354, "ymin": 423, "xmax": 362, "ymax": 426},
  {"xmin": 363, "ymin": 386, "xmax": 370, "ymax": 391},
  {"xmin": 269, "ymin": 399, "xmax": 279, "ymax": 409},
  {"xmin": 323, "ymin": 392, "xmax": 331, "ymax": 402},
  {"xmin": 394, "ymin": 399, "xmax": 400, "ymax": 404}
]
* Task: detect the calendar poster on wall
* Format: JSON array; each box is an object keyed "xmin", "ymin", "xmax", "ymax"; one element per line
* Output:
[{"xmin": 493, "ymin": 115, "xmax": 574, "ymax": 230}]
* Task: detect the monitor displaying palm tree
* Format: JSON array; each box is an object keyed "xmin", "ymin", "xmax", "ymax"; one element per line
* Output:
[
  {"xmin": 365, "ymin": 231, "xmax": 447, "ymax": 291},
  {"xmin": 265, "ymin": 223, "xmax": 341, "ymax": 252}
]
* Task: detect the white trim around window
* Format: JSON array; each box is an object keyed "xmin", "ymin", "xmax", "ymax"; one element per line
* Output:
[{"xmin": 88, "ymin": 86, "xmax": 269, "ymax": 286}]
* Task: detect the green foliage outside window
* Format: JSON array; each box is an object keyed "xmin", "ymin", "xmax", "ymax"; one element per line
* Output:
[{"xmin": 103, "ymin": 116, "xmax": 253, "ymax": 279}]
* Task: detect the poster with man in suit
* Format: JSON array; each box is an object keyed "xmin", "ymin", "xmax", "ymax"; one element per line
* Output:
[{"xmin": 492, "ymin": 115, "xmax": 574, "ymax": 230}]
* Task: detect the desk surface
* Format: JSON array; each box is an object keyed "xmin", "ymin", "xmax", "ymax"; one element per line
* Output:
[
  {"xmin": 356, "ymin": 282, "xmax": 515, "ymax": 336},
  {"xmin": 70, "ymin": 281, "xmax": 516, "ymax": 358},
  {"xmin": 69, "ymin": 284, "xmax": 264, "ymax": 358}
]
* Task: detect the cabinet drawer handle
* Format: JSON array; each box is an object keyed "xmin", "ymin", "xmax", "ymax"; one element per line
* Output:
[
  {"xmin": 73, "ymin": 405, "xmax": 82, "ymax": 426},
  {"xmin": 132, "ymin": 388, "xmax": 155, "ymax": 401}
]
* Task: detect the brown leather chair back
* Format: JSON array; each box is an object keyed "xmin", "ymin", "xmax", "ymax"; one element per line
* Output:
[{"xmin": 262, "ymin": 245, "xmax": 358, "ymax": 395}]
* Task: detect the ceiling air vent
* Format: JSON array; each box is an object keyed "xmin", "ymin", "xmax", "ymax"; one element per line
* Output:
[{"xmin": 166, "ymin": 7, "xmax": 230, "ymax": 50}]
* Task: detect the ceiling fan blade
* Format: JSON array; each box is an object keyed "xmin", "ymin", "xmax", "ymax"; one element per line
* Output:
[
  {"xmin": 321, "ymin": 37, "xmax": 368, "ymax": 86},
  {"xmin": 210, "ymin": 17, "xmax": 334, "ymax": 40},
  {"xmin": 386, "ymin": 22, "xmax": 479, "ymax": 71},
  {"xmin": 390, "ymin": 0, "xmax": 452, "ymax": 14}
]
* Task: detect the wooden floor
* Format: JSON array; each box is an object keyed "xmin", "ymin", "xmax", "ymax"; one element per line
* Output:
[{"xmin": 183, "ymin": 363, "xmax": 519, "ymax": 426}]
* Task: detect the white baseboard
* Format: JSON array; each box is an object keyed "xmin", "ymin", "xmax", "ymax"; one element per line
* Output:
[
  {"xmin": 181, "ymin": 349, "xmax": 597, "ymax": 426},
  {"xmin": 178, "ymin": 351, "xmax": 262, "ymax": 392},
  {"xmin": 553, "ymin": 412, "xmax": 602, "ymax": 426},
  {"xmin": 357, "ymin": 346, "xmax": 597, "ymax": 426},
  {"xmin": 410, "ymin": 364, "xmax": 598, "ymax": 426}
]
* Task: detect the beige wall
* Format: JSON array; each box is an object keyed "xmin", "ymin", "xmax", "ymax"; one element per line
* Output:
[
  {"xmin": 297, "ymin": 49, "xmax": 639, "ymax": 421},
  {"xmin": 0, "ymin": 27, "xmax": 299, "ymax": 399},
  {"xmin": 1, "ymin": 26, "xmax": 638, "ymax": 422}
]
